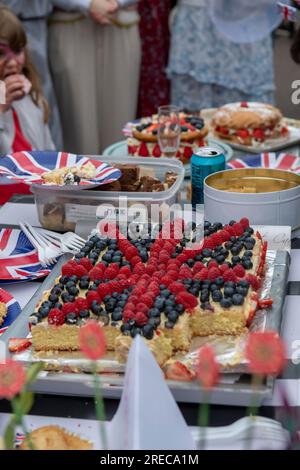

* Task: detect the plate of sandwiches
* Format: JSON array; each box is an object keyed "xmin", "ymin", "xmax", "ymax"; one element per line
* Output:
[
  {"xmin": 0, "ymin": 151, "xmax": 121, "ymax": 190},
  {"xmin": 210, "ymin": 102, "xmax": 300, "ymax": 153}
]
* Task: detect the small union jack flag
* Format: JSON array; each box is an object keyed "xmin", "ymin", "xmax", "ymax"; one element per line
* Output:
[
  {"xmin": 0, "ymin": 151, "xmax": 121, "ymax": 186},
  {"xmin": 227, "ymin": 152, "xmax": 300, "ymax": 172},
  {"xmin": 277, "ymin": 2, "xmax": 299, "ymax": 22},
  {"xmin": 0, "ymin": 228, "xmax": 51, "ymax": 281}
]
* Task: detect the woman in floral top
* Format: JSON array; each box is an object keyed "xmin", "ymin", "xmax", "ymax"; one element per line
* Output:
[{"xmin": 168, "ymin": 0, "xmax": 276, "ymax": 110}]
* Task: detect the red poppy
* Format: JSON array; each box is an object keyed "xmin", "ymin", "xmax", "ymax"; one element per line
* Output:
[
  {"xmin": 79, "ymin": 321, "xmax": 106, "ymax": 361},
  {"xmin": 196, "ymin": 345, "xmax": 220, "ymax": 389},
  {"xmin": 0, "ymin": 359, "xmax": 26, "ymax": 400},
  {"xmin": 246, "ymin": 331, "xmax": 286, "ymax": 376}
]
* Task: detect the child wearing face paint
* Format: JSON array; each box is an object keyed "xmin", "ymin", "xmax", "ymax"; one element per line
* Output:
[{"xmin": 0, "ymin": 5, "xmax": 54, "ymax": 203}]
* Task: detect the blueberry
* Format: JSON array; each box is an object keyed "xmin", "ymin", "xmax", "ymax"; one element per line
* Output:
[
  {"xmin": 48, "ymin": 293, "xmax": 58, "ymax": 303},
  {"xmin": 215, "ymin": 277, "xmax": 224, "ymax": 287},
  {"xmin": 61, "ymin": 292, "xmax": 71, "ymax": 303},
  {"xmin": 202, "ymin": 279, "xmax": 211, "ymax": 287},
  {"xmin": 51, "ymin": 286, "xmax": 62, "ymax": 296},
  {"xmin": 102, "ymin": 253, "xmax": 112, "ymax": 262},
  {"xmin": 244, "ymin": 250, "xmax": 253, "ymax": 258},
  {"xmin": 231, "ymin": 246, "xmax": 240, "ymax": 256},
  {"xmin": 112, "ymin": 292, "xmax": 119, "ymax": 299},
  {"xmin": 79, "ymin": 310, "xmax": 90, "ymax": 318},
  {"xmin": 106, "ymin": 301, "xmax": 116, "ymax": 313},
  {"xmin": 204, "ymin": 221, "xmax": 211, "ymax": 229},
  {"xmin": 238, "ymin": 279, "xmax": 250, "ymax": 288},
  {"xmin": 231, "ymin": 256, "xmax": 241, "ymax": 265},
  {"xmin": 38, "ymin": 305, "xmax": 50, "ymax": 317},
  {"xmin": 194, "ymin": 254, "xmax": 203, "ymax": 261},
  {"xmin": 79, "ymin": 280, "xmax": 90, "ymax": 290},
  {"xmin": 200, "ymin": 302, "xmax": 214, "ymax": 311},
  {"xmin": 187, "ymin": 259, "xmax": 194, "ymax": 268},
  {"xmin": 161, "ymin": 289, "xmax": 171, "ymax": 298},
  {"xmin": 148, "ymin": 317, "xmax": 161, "ymax": 328},
  {"xmin": 112, "ymin": 311, "xmax": 123, "ymax": 321},
  {"xmin": 236, "ymin": 286, "xmax": 248, "ymax": 297},
  {"xmin": 154, "ymin": 299, "xmax": 165, "ymax": 311},
  {"xmin": 224, "ymin": 281, "xmax": 236, "ymax": 288},
  {"xmin": 212, "ymin": 290, "xmax": 223, "ymax": 302},
  {"xmin": 70, "ymin": 275, "xmax": 78, "ymax": 283},
  {"xmin": 88, "ymin": 284, "xmax": 98, "ymax": 291},
  {"xmin": 229, "ymin": 220, "xmax": 236, "ymax": 226},
  {"xmin": 165, "ymin": 299, "xmax": 175, "ymax": 307},
  {"xmin": 54, "ymin": 302, "xmax": 62, "ymax": 310},
  {"xmin": 216, "ymin": 255, "xmax": 225, "ymax": 264},
  {"xmin": 66, "ymin": 313, "xmax": 77, "ymax": 325},
  {"xmin": 200, "ymin": 290, "xmax": 210, "ymax": 303},
  {"xmin": 224, "ymin": 286, "xmax": 235, "ymax": 297},
  {"xmin": 220, "ymin": 298, "xmax": 232, "ymax": 308},
  {"xmin": 165, "ymin": 321, "xmax": 175, "ymax": 329},
  {"xmin": 167, "ymin": 311, "xmax": 179, "ymax": 323},
  {"xmin": 142, "ymin": 324, "xmax": 154, "ymax": 340},
  {"xmin": 148, "ymin": 308, "xmax": 160, "ymax": 317},
  {"xmin": 225, "ymin": 241, "xmax": 233, "ymax": 250},
  {"xmin": 244, "ymin": 243, "xmax": 254, "ymax": 250},
  {"xmin": 159, "ymin": 284, "xmax": 167, "ymax": 290},
  {"xmin": 96, "ymin": 241, "xmax": 107, "ymax": 251},
  {"xmin": 117, "ymin": 300, "xmax": 126, "ymax": 308},
  {"xmin": 189, "ymin": 287, "xmax": 199, "ymax": 296},
  {"xmin": 121, "ymin": 323, "xmax": 131, "ymax": 333},
  {"xmin": 242, "ymin": 259, "xmax": 253, "ymax": 270},
  {"xmin": 91, "ymin": 304, "xmax": 102, "ymax": 315},
  {"xmin": 68, "ymin": 286, "xmax": 79, "ymax": 296},
  {"xmin": 232, "ymin": 294, "xmax": 244, "ymax": 306},
  {"xmin": 202, "ymin": 248, "xmax": 212, "ymax": 258},
  {"xmin": 104, "ymin": 295, "xmax": 111, "ymax": 303},
  {"xmin": 245, "ymin": 227, "xmax": 254, "ymax": 235},
  {"xmin": 176, "ymin": 304, "xmax": 185, "ymax": 314}
]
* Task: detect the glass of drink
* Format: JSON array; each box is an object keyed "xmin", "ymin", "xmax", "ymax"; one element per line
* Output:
[{"xmin": 157, "ymin": 105, "xmax": 181, "ymax": 158}]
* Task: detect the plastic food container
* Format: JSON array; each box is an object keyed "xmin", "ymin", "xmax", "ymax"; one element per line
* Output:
[
  {"xmin": 204, "ymin": 168, "xmax": 300, "ymax": 229},
  {"xmin": 31, "ymin": 156, "xmax": 184, "ymax": 232}
]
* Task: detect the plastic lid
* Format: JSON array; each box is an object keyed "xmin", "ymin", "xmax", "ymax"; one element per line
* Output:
[{"xmin": 209, "ymin": 0, "xmax": 287, "ymax": 44}]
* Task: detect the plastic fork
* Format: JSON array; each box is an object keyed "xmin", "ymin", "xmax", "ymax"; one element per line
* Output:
[
  {"xmin": 35, "ymin": 227, "xmax": 86, "ymax": 253},
  {"xmin": 20, "ymin": 222, "xmax": 62, "ymax": 265},
  {"xmin": 19, "ymin": 222, "xmax": 55, "ymax": 267}
]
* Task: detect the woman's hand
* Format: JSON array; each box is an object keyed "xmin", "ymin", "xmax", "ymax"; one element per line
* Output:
[
  {"xmin": 0, "ymin": 74, "xmax": 25, "ymax": 112},
  {"xmin": 90, "ymin": 0, "xmax": 119, "ymax": 25}
]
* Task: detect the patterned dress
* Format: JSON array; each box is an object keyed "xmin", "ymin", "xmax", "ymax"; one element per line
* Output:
[
  {"xmin": 138, "ymin": 0, "xmax": 171, "ymax": 117},
  {"xmin": 168, "ymin": 1, "xmax": 275, "ymax": 110}
]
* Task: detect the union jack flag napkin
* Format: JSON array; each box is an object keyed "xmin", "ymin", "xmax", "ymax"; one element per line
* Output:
[{"xmin": 227, "ymin": 153, "xmax": 300, "ymax": 172}]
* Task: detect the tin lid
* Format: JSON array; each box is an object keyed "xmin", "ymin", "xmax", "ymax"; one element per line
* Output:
[{"xmin": 195, "ymin": 147, "xmax": 221, "ymax": 157}]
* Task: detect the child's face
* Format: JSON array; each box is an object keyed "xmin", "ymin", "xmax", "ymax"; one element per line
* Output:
[{"xmin": 0, "ymin": 42, "xmax": 25, "ymax": 80}]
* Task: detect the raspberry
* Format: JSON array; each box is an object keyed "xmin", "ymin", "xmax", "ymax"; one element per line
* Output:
[
  {"xmin": 136, "ymin": 303, "xmax": 148, "ymax": 314},
  {"xmin": 62, "ymin": 302, "xmax": 78, "ymax": 316},
  {"xmin": 160, "ymin": 275, "xmax": 173, "ymax": 286},
  {"xmin": 118, "ymin": 239, "xmax": 130, "ymax": 251},
  {"xmin": 167, "ymin": 270, "xmax": 179, "ymax": 281},
  {"xmin": 240, "ymin": 217, "xmax": 250, "ymax": 229},
  {"xmin": 176, "ymin": 253, "xmax": 188, "ymax": 264},
  {"xmin": 158, "ymin": 250, "xmax": 170, "ymax": 263},
  {"xmin": 130, "ymin": 255, "xmax": 142, "ymax": 266},
  {"xmin": 207, "ymin": 260, "xmax": 218, "ymax": 269},
  {"xmin": 119, "ymin": 279, "xmax": 129, "ymax": 291},
  {"xmin": 202, "ymin": 238, "xmax": 215, "ymax": 250},
  {"xmin": 233, "ymin": 264, "xmax": 246, "ymax": 278},
  {"xmin": 211, "ymin": 233, "xmax": 223, "ymax": 247},
  {"xmin": 124, "ymin": 245, "xmax": 139, "ymax": 260},
  {"xmin": 103, "ymin": 267, "xmax": 116, "ymax": 280},
  {"xmin": 109, "ymin": 281, "xmax": 122, "ymax": 293},
  {"xmin": 169, "ymin": 282, "xmax": 186, "ymax": 294},
  {"xmin": 223, "ymin": 269, "xmax": 237, "ymax": 282},
  {"xmin": 193, "ymin": 261, "xmax": 205, "ymax": 273},
  {"xmin": 133, "ymin": 285, "xmax": 146, "ymax": 296},
  {"xmin": 79, "ymin": 257, "xmax": 93, "ymax": 271},
  {"xmin": 89, "ymin": 267, "xmax": 105, "ymax": 281},
  {"xmin": 128, "ymin": 295, "xmax": 138, "ymax": 305},
  {"xmin": 139, "ymin": 294, "xmax": 153, "ymax": 308},
  {"xmin": 123, "ymin": 311, "xmax": 135, "ymax": 322},
  {"xmin": 245, "ymin": 274, "xmax": 260, "ymax": 291},
  {"xmin": 128, "ymin": 274, "xmax": 139, "ymax": 285},
  {"xmin": 145, "ymin": 264, "xmax": 156, "ymax": 275},
  {"xmin": 220, "ymin": 230, "xmax": 231, "ymax": 242},
  {"xmin": 135, "ymin": 312, "xmax": 148, "ymax": 326},
  {"xmin": 207, "ymin": 267, "xmax": 220, "ymax": 281},
  {"xmin": 179, "ymin": 268, "xmax": 193, "ymax": 279},
  {"xmin": 175, "ymin": 292, "xmax": 198, "ymax": 310},
  {"xmin": 61, "ymin": 263, "xmax": 76, "ymax": 277},
  {"xmin": 68, "ymin": 259, "xmax": 78, "ymax": 268},
  {"xmin": 124, "ymin": 302, "xmax": 136, "ymax": 312},
  {"xmin": 119, "ymin": 266, "xmax": 132, "ymax": 277},
  {"xmin": 219, "ymin": 263, "xmax": 230, "ymax": 273},
  {"xmin": 158, "ymin": 263, "xmax": 166, "ymax": 270},
  {"xmin": 74, "ymin": 265, "xmax": 88, "ymax": 278},
  {"xmin": 75, "ymin": 298, "xmax": 89, "ymax": 312},
  {"xmin": 86, "ymin": 291, "xmax": 101, "ymax": 306},
  {"xmin": 232, "ymin": 223, "xmax": 244, "ymax": 236},
  {"xmin": 117, "ymin": 274, "xmax": 126, "ymax": 280},
  {"xmin": 197, "ymin": 268, "xmax": 209, "ymax": 281},
  {"xmin": 163, "ymin": 241, "xmax": 175, "ymax": 254},
  {"xmin": 48, "ymin": 308, "xmax": 65, "ymax": 326},
  {"xmin": 223, "ymin": 225, "xmax": 236, "ymax": 236},
  {"xmin": 133, "ymin": 263, "xmax": 145, "ymax": 275}
]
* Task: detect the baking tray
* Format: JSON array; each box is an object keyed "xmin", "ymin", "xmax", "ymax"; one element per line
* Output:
[{"xmin": 0, "ymin": 249, "xmax": 290, "ymax": 406}]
